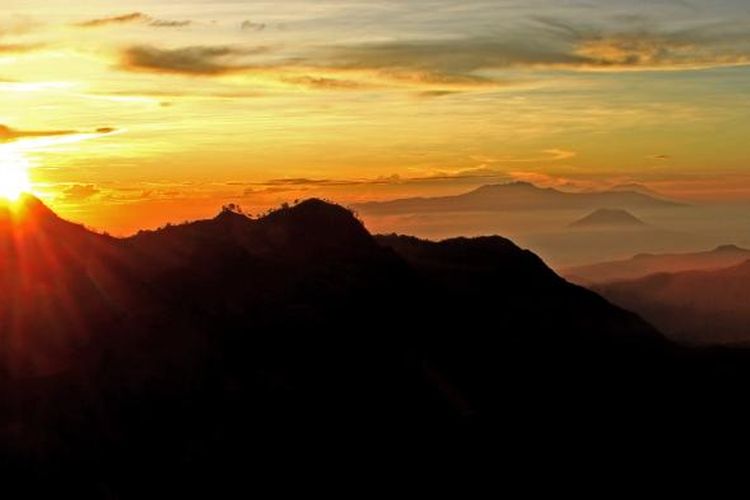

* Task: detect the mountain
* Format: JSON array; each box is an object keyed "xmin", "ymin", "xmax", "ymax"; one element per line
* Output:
[
  {"xmin": 594, "ymin": 260, "xmax": 750, "ymax": 345},
  {"xmin": 0, "ymin": 195, "xmax": 748, "ymax": 494},
  {"xmin": 609, "ymin": 182, "xmax": 666, "ymax": 197},
  {"xmin": 563, "ymin": 244, "xmax": 750, "ymax": 285},
  {"xmin": 0, "ymin": 195, "xmax": 146, "ymax": 377},
  {"xmin": 354, "ymin": 181, "xmax": 682, "ymax": 215},
  {"xmin": 569, "ymin": 208, "xmax": 647, "ymax": 229}
]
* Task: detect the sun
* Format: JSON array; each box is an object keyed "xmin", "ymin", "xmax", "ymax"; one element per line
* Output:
[{"xmin": 0, "ymin": 150, "xmax": 32, "ymax": 201}]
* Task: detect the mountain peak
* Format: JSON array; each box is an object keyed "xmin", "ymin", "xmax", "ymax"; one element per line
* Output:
[
  {"xmin": 0, "ymin": 193, "xmax": 60, "ymax": 227},
  {"xmin": 213, "ymin": 204, "xmax": 250, "ymax": 223},
  {"xmin": 265, "ymin": 198, "xmax": 362, "ymax": 226},
  {"xmin": 249, "ymin": 199, "xmax": 376, "ymax": 257},
  {"xmin": 569, "ymin": 208, "xmax": 646, "ymax": 228}
]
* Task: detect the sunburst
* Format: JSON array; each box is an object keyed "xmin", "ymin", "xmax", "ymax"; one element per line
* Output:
[{"xmin": 0, "ymin": 150, "xmax": 32, "ymax": 201}]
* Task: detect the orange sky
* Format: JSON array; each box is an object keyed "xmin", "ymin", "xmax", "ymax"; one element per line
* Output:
[{"xmin": 1, "ymin": 1, "xmax": 750, "ymax": 234}]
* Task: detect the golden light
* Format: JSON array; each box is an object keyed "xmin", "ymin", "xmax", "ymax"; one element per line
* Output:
[{"xmin": 0, "ymin": 149, "xmax": 32, "ymax": 201}]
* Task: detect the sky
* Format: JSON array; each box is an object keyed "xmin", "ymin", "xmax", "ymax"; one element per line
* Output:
[{"xmin": 1, "ymin": 0, "xmax": 750, "ymax": 234}]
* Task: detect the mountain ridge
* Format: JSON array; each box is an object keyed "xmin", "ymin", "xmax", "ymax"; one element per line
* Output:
[
  {"xmin": 1, "ymin": 194, "xmax": 749, "ymax": 494},
  {"xmin": 563, "ymin": 244, "xmax": 750, "ymax": 285},
  {"xmin": 355, "ymin": 181, "xmax": 683, "ymax": 215}
]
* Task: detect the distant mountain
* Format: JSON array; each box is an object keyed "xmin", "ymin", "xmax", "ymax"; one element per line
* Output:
[
  {"xmin": 594, "ymin": 260, "xmax": 750, "ymax": 345},
  {"xmin": 609, "ymin": 183, "xmax": 666, "ymax": 197},
  {"xmin": 569, "ymin": 208, "xmax": 646, "ymax": 228},
  {"xmin": 0, "ymin": 195, "xmax": 748, "ymax": 495},
  {"xmin": 563, "ymin": 244, "xmax": 750, "ymax": 285},
  {"xmin": 354, "ymin": 181, "xmax": 682, "ymax": 215}
]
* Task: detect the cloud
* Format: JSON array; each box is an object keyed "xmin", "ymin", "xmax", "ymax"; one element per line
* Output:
[
  {"xmin": 120, "ymin": 45, "xmax": 271, "ymax": 75},
  {"xmin": 541, "ymin": 149, "xmax": 577, "ymax": 161},
  {"xmin": 0, "ymin": 43, "xmax": 43, "ymax": 54},
  {"xmin": 650, "ymin": 154, "xmax": 672, "ymax": 160},
  {"xmin": 0, "ymin": 124, "xmax": 77, "ymax": 143},
  {"xmin": 281, "ymin": 75, "xmax": 372, "ymax": 90},
  {"xmin": 61, "ymin": 184, "xmax": 100, "ymax": 201},
  {"xmin": 242, "ymin": 168, "xmax": 512, "ymax": 192},
  {"xmin": 150, "ymin": 20, "xmax": 192, "ymax": 28},
  {"xmin": 415, "ymin": 90, "xmax": 462, "ymax": 98},
  {"xmin": 472, "ymin": 149, "xmax": 577, "ymax": 164},
  {"xmin": 116, "ymin": 43, "xmax": 517, "ymax": 92},
  {"xmin": 76, "ymin": 12, "xmax": 150, "ymax": 28},
  {"xmin": 507, "ymin": 171, "xmax": 609, "ymax": 192},
  {"xmin": 241, "ymin": 21, "xmax": 266, "ymax": 32},
  {"xmin": 318, "ymin": 15, "xmax": 750, "ymax": 75},
  {"xmin": 325, "ymin": 37, "xmax": 581, "ymax": 74},
  {"xmin": 76, "ymin": 12, "xmax": 191, "ymax": 29},
  {"xmin": 0, "ymin": 124, "xmax": 118, "ymax": 144}
]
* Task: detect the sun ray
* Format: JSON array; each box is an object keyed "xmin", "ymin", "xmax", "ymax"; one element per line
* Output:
[{"xmin": 0, "ymin": 149, "xmax": 32, "ymax": 201}]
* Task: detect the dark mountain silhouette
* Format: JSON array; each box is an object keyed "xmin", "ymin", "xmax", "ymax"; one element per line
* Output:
[
  {"xmin": 0, "ymin": 195, "xmax": 749, "ymax": 495},
  {"xmin": 0, "ymin": 195, "xmax": 145, "ymax": 377},
  {"xmin": 563, "ymin": 244, "xmax": 750, "ymax": 285},
  {"xmin": 594, "ymin": 260, "xmax": 750, "ymax": 345},
  {"xmin": 569, "ymin": 208, "xmax": 647, "ymax": 228},
  {"xmin": 354, "ymin": 181, "xmax": 682, "ymax": 215}
]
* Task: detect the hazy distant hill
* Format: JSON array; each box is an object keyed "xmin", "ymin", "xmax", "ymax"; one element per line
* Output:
[
  {"xmin": 594, "ymin": 260, "xmax": 750, "ymax": 345},
  {"xmin": 0, "ymin": 195, "xmax": 748, "ymax": 495},
  {"xmin": 354, "ymin": 181, "xmax": 682, "ymax": 215},
  {"xmin": 569, "ymin": 208, "xmax": 647, "ymax": 229},
  {"xmin": 563, "ymin": 244, "xmax": 750, "ymax": 285},
  {"xmin": 609, "ymin": 183, "xmax": 667, "ymax": 197}
]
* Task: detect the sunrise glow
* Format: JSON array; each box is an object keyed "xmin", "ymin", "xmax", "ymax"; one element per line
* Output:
[
  {"xmin": 0, "ymin": 0, "xmax": 749, "ymax": 235},
  {"xmin": 0, "ymin": 151, "xmax": 31, "ymax": 201}
]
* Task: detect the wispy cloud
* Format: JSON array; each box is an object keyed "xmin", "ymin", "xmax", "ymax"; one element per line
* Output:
[
  {"xmin": 472, "ymin": 149, "xmax": 578, "ymax": 164},
  {"xmin": 240, "ymin": 21, "xmax": 266, "ymax": 32},
  {"xmin": 0, "ymin": 43, "xmax": 44, "ymax": 54},
  {"xmin": 76, "ymin": 12, "xmax": 150, "ymax": 28},
  {"xmin": 60, "ymin": 183, "xmax": 100, "ymax": 201},
  {"xmin": 0, "ymin": 125, "xmax": 119, "ymax": 151},
  {"xmin": 0, "ymin": 124, "xmax": 77, "ymax": 143},
  {"xmin": 120, "ymin": 45, "xmax": 272, "ymax": 76},
  {"xmin": 75, "ymin": 12, "xmax": 191, "ymax": 29}
]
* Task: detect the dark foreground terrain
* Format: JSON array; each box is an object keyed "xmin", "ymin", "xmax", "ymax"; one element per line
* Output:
[{"xmin": 1, "ymin": 196, "xmax": 749, "ymax": 494}]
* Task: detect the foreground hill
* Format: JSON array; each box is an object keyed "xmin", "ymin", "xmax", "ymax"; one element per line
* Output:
[
  {"xmin": 354, "ymin": 181, "xmax": 682, "ymax": 215},
  {"xmin": 563, "ymin": 244, "xmax": 750, "ymax": 285},
  {"xmin": 0, "ymin": 196, "xmax": 747, "ymax": 494},
  {"xmin": 594, "ymin": 260, "xmax": 750, "ymax": 345},
  {"xmin": 0, "ymin": 195, "xmax": 147, "ymax": 377}
]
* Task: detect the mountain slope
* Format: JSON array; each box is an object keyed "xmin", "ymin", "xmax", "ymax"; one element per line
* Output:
[
  {"xmin": 563, "ymin": 244, "xmax": 750, "ymax": 285},
  {"xmin": 0, "ymin": 196, "xmax": 147, "ymax": 377},
  {"xmin": 594, "ymin": 260, "xmax": 750, "ymax": 345},
  {"xmin": 354, "ymin": 181, "xmax": 682, "ymax": 215}
]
